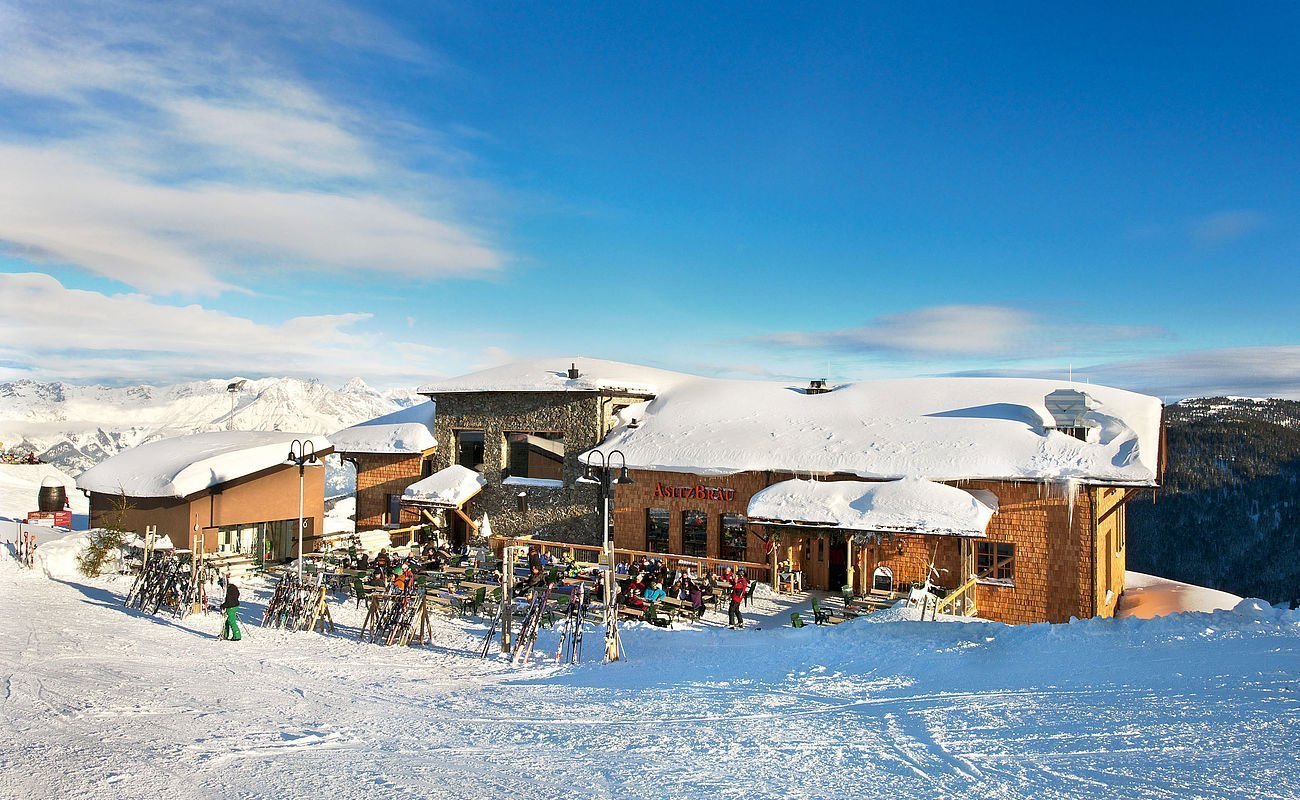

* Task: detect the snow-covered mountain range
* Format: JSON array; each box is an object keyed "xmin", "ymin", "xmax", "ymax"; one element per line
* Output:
[{"xmin": 0, "ymin": 377, "xmax": 421, "ymax": 494}]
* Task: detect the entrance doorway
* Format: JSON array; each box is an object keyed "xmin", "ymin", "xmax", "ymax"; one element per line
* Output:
[{"xmin": 828, "ymin": 538, "xmax": 848, "ymax": 591}]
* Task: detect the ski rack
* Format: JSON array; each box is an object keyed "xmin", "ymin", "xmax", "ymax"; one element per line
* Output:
[{"xmin": 357, "ymin": 591, "xmax": 432, "ymax": 647}]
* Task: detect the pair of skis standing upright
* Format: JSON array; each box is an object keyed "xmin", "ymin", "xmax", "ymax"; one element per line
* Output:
[{"xmin": 482, "ymin": 580, "xmax": 588, "ymax": 665}]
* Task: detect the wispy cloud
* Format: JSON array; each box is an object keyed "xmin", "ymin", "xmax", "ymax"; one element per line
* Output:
[
  {"xmin": 1190, "ymin": 210, "xmax": 1267, "ymax": 247},
  {"xmin": 949, "ymin": 345, "xmax": 1300, "ymax": 401},
  {"xmin": 0, "ymin": 272, "xmax": 484, "ymax": 386},
  {"xmin": 0, "ymin": 1, "xmax": 503, "ymax": 294},
  {"xmin": 756, "ymin": 304, "xmax": 1164, "ymax": 360}
]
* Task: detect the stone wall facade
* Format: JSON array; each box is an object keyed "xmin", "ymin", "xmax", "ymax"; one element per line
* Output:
[{"xmin": 427, "ymin": 390, "xmax": 647, "ymax": 543}]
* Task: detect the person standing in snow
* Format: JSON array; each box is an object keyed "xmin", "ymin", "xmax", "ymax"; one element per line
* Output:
[
  {"xmin": 219, "ymin": 577, "xmax": 242, "ymax": 641},
  {"xmin": 728, "ymin": 573, "xmax": 749, "ymax": 629}
]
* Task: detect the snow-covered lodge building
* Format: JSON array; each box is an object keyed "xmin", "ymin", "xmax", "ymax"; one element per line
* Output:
[
  {"xmin": 593, "ymin": 375, "xmax": 1165, "ymax": 624},
  {"xmin": 339, "ymin": 357, "xmax": 1163, "ymax": 623},
  {"xmin": 76, "ymin": 431, "xmax": 332, "ymax": 559}
]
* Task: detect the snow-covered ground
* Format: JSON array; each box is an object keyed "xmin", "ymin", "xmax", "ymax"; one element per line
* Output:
[{"xmin": 1, "ymin": 552, "xmax": 1296, "ymax": 800}]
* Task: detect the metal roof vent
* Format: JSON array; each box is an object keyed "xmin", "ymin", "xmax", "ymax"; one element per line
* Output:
[
  {"xmin": 1044, "ymin": 389, "xmax": 1098, "ymax": 441},
  {"xmin": 567, "ymin": 363, "xmax": 581, "ymax": 380},
  {"xmin": 806, "ymin": 378, "xmax": 831, "ymax": 395}
]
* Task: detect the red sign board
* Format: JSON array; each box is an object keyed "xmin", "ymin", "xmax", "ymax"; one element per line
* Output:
[{"xmin": 653, "ymin": 482, "xmax": 737, "ymax": 502}]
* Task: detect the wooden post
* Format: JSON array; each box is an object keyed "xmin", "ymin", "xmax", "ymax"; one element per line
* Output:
[{"xmin": 358, "ymin": 594, "xmax": 380, "ymax": 641}]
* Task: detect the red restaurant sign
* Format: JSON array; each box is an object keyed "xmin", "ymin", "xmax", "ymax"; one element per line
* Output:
[{"xmin": 654, "ymin": 482, "xmax": 737, "ymax": 502}]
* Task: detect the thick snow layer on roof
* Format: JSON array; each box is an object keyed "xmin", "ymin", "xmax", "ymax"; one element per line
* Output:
[
  {"xmin": 590, "ymin": 376, "xmax": 1163, "ymax": 485},
  {"xmin": 1116, "ymin": 571, "xmax": 1243, "ymax": 619},
  {"xmin": 76, "ymin": 431, "xmax": 330, "ymax": 498},
  {"xmin": 417, "ymin": 357, "xmax": 692, "ymax": 396},
  {"xmin": 748, "ymin": 477, "xmax": 997, "ymax": 537},
  {"xmin": 403, "ymin": 465, "xmax": 487, "ymax": 507},
  {"xmin": 329, "ymin": 402, "xmax": 437, "ymax": 455}
]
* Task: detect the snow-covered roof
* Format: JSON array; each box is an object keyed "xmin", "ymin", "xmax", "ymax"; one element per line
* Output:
[
  {"xmin": 417, "ymin": 357, "xmax": 691, "ymax": 397},
  {"xmin": 328, "ymin": 402, "xmax": 437, "ymax": 455},
  {"xmin": 402, "ymin": 465, "xmax": 487, "ymax": 508},
  {"xmin": 747, "ymin": 478, "xmax": 998, "ymax": 537},
  {"xmin": 587, "ymin": 376, "xmax": 1163, "ymax": 485},
  {"xmin": 76, "ymin": 431, "xmax": 332, "ymax": 498}
]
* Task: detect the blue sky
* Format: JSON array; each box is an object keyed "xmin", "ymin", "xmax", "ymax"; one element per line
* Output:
[{"xmin": 1, "ymin": 1, "xmax": 1297, "ymax": 398}]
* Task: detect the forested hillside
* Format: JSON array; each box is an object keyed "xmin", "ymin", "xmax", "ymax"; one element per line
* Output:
[{"xmin": 1129, "ymin": 398, "xmax": 1300, "ymax": 607}]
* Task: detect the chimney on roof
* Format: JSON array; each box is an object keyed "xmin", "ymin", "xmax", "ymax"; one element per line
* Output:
[
  {"xmin": 567, "ymin": 363, "xmax": 581, "ymax": 380},
  {"xmin": 1044, "ymin": 389, "xmax": 1099, "ymax": 441},
  {"xmin": 806, "ymin": 378, "xmax": 831, "ymax": 395}
]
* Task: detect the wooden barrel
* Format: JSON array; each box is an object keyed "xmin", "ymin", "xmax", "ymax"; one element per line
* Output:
[{"xmin": 38, "ymin": 483, "xmax": 67, "ymax": 512}]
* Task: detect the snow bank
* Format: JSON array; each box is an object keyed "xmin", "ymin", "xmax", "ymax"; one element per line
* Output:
[
  {"xmin": 403, "ymin": 465, "xmax": 487, "ymax": 507},
  {"xmin": 589, "ymin": 375, "xmax": 1162, "ymax": 484},
  {"xmin": 76, "ymin": 431, "xmax": 331, "ymax": 498},
  {"xmin": 417, "ymin": 356, "xmax": 690, "ymax": 397},
  {"xmin": 748, "ymin": 477, "xmax": 997, "ymax": 536},
  {"xmin": 328, "ymin": 401, "xmax": 437, "ymax": 455},
  {"xmin": 33, "ymin": 530, "xmax": 92, "ymax": 579},
  {"xmin": 1117, "ymin": 571, "xmax": 1245, "ymax": 619}
]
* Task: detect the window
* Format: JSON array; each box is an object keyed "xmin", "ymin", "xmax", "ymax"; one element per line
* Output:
[
  {"xmin": 421, "ymin": 458, "xmax": 434, "ymax": 478},
  {"xmin": 217, "ymin": 523, "xmax": 261, "ymax": 554},
  {"xmin": 721, "ymin": 513, "xmax": 747, "ymax": 561},
  {"xmin": 456, "ymin": 430, "xmax": 485, "ymax": 471},
  {"xmin": 977, "ymin": 542, "xmax": 1015, "ymax": 583},
  {"xmin": 386, "ymin": 493, "xmax": 402, "ymax": 525},
  {"xmin": 646, "ymin": 508, "xmax": 670, "ymax": 553},
  {"xmin": 504, "ymin": 431, "xmax": 564, "ymax": 480},
  {"xmin": 682, "ymin": 510, "xmax": 707, "ymax": 557}
]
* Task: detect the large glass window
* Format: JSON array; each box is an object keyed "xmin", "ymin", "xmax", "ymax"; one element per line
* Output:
[
  {"xmin": 721, "ymin": 513, "xmax": 748, "ymax": 561},
  {"xmin": 504, "ymin": 431, "xmax": 565, "ymax": 480},
  {"xmin": 456, "ymin": 430, "xmax": 485, "ymax": 471},
  {"xmin": 682, "ymin": 510, "xmax": 707, "ymax": 557},
  {"xmin": 217, "ymin": 523, "xmax": 261, "ymax": 554},
  {"xmin": 977, "ymin": 542, "xmax": 1015, "ymax": 583},
  {"xmin": 646, "ymin": 508, "xmax": 670, "ymax": 553}
]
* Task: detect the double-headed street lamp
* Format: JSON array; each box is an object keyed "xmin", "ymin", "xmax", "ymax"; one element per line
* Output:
[
  {"xmin": 287, "ymin": 439, "xmax": 320, "ymax": 582},
  {"xmin": 579, "ymin": 448, "xmax": 633, "ymax": 662}
]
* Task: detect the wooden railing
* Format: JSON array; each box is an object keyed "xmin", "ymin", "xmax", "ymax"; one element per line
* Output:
[
  {"xmin": 933, "ymin": 574, "xmax": 979, "ymax": 618},
  {"xmin": 491, "ymin": 535, "xmax": 772, "ymax": 583},
  {"xmin": 932, "ymin": 553, "xmax": 1014, "ymax": 619}
]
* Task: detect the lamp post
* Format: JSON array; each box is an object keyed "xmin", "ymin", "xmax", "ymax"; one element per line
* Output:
[
  {"xmin": 286, "ymin": 439, "xmax": 319, "ymax": 582},
  {"xmin": 580, "ymin": 448, "xmax": 633, "ymax": 662},
  {"xmin": 226, "ymin": 379, "xmax": 246, "ymax": 431}
]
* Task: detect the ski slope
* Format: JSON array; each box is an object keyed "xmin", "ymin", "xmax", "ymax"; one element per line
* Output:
[{"xmin": 0, "ymin": 556, "xmax": 1296, "ymax": 800}]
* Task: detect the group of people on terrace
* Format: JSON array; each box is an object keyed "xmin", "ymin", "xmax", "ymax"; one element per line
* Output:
[{"xmin": 614, "ymin": 555, "xmax": 753, "ymax": 628}]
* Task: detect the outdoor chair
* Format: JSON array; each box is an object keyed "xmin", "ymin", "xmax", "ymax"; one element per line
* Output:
[
  {"xmin": 790, "ymin": 612, "xmax": 805, "ymax": 628},
  {"xmin": 810, "ymin": 596, "xmax": 830, "ymax": 625},
  {"xmin": 467, "ymin": 586, "xmax": 487, "ymax": 616},
  {"xmin": 744, "ymin": 580, "xmax": 758, "ymax": 606}
]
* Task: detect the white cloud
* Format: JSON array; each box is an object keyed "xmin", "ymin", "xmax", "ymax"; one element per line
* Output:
[
  {"xmin": 758, "ymin": 304, "xmax": 1163, "ymax": 360},
  {"xmin": 1084, "ymin": 346, "xmax": 1300, "ymax": 400},
  {"xmin": 0, "ymin": 272, "xmax": 479, "ymax": 387},
  {"xmin": 1190, "ymin": 210, "xmax": 1267, "ymax": 247},
  {"xmin": 947, "ymin": 345, "xmax": 1300, "ymax": 401},
  {"xmin": 0, "ymin": 1, "xmax": 504, "ymax": 294}
]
